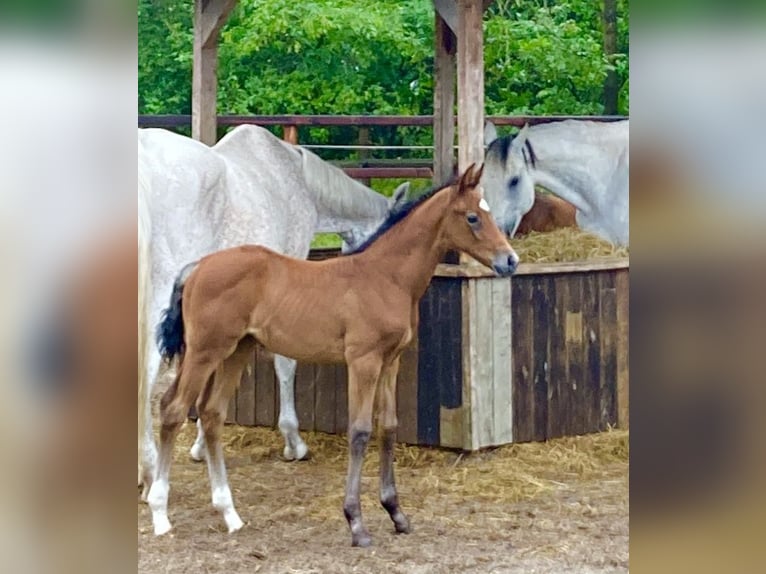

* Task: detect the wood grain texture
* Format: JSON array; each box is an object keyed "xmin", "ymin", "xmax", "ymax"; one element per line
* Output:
[
  {"xmin": 235, "ymin": 355, "xmax": 256, "ymax": 426},
  {"xmin": 397, "ymin": 337, "xmax": 419, "ymax": 445},
  {"xmin": 433, "ymin": 12, "xmax": 456, "ymax": 187},
  {"xmin": 491, "ymin": 278, "xmax": 513, "ymax": 444},
  {"xmin": 254, "ymin": 348, "xmax": 276, "ymax": 427},
  {"xmin": 313, "ymin": 364, "xmax": 336, "ymax": 434},
  {"xmin": 511, "ymin": 277, "xmax": 534, "ymax": 442},
  {"xmin": 565, "ymin": 274, "xmax": 586, "ymax": 435},
  {"xmin": 599, "ymin": 272, "xmax": 618, "ymax": 429},
  {"xmin": 582, "ymin": 273, "xmax": 601, "ymax": 433},
  {"xmin": 295, "ymin": 362, "xmax": 315, "ymax": 432},
  {"xmin": 531, "ymin": 277, "xmax": 551, "ymax": 441},
  {"xmin": 615, "ymin": 269, "xmax": 630, "ymax": 428}
]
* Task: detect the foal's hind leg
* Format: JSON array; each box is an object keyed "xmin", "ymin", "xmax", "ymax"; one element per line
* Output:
[
  {"xmin": 198, "ymin": 338, "xmax": 256, "ymax": 533},
  {"xmin": 377, "ymin": 357, "xmax": 410, "ymax": 534},
  {"xmin": 275, "ymin": 354, "xmax": 309, "ymax": 461},
  {"xmin": 147, "ymin": 354, "xmax": 217, "ymax": 536}
]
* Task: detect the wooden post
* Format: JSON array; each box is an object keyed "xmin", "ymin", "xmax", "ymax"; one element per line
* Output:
[
  {"xmin": 602, "ymin": 0, "xmax": 619, "ymax": 115},
  {"xmin": 283, "ymin": 124, "xmax": 298, "ymax": 145},
  {"xmin": 433, "ymin": 10, "xmax": 456, "ymax": 187},
  {"xmin": 192, "ymin": 0, "xmax": 237, "ymax": 146},
  {"xmin": 357, "ymin": 126, "xmax": 371, "ymax": 187},
  {"xmin": 456, "ymin": 0, "xmax": 485, "ymax": 172}
]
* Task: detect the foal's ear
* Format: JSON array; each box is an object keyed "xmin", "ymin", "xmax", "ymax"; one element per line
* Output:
[{"xmin": 457, "ymin": 162, "xmax": 484, "ymax": 194}]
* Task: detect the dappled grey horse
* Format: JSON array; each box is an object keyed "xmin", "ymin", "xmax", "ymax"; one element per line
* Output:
[
  {"xmin": 483, "ymin": 120, "xmax": 629, "ymax": 246},
  {"xmin": 138, "ymin": 125, "xmax": 406, "ymax": 499}
]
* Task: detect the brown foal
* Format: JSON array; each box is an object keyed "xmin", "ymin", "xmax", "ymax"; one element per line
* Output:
[{"xmin": 147, "ymin": 163, "xmax": 519, "ymax": 546}]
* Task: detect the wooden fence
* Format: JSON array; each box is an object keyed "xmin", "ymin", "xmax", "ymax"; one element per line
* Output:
[{"xmin": 138, "ymin": 114, "xmax": 627, "ymax": 181}]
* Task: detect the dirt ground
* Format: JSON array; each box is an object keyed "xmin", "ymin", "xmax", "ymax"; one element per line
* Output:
[{"xmin": 138, "ymin": 424, "xmax": 628, "ymax": 574}]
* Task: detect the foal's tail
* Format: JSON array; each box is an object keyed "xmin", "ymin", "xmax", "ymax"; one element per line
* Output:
[{"xmin": 156, "ymin": 261, "xmax": 198, "ymax": 363}]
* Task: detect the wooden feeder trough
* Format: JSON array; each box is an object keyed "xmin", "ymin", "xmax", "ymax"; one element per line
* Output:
[{"xmin": 225, "ymin": 256, "xmax": 629, "ymax": 450}]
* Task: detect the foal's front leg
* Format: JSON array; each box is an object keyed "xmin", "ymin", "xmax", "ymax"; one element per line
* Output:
[
  {"xmin": 377, "ymin": 357, "xmax": 411, "ymax": 534},
  {"xmin": 343, "ymin": 354, "xmax": 383, "ymax": 547}
]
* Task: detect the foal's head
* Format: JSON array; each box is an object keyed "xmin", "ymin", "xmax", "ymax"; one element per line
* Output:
[
  {"xmin": 443, "ymin": 163, "xmax": 519, "ymax": 276},
  {"xmin": 482, "ymin": 122, "xmax": 537, "ymax": 237}
]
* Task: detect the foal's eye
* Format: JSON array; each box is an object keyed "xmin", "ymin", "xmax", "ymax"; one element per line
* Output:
[
  {"xmin": 509, "ymin": 176, "xmax": 520, "ymax": 187},
  {"xmin": 466, "ymin": 212, "xmax": 480, "ymax": 226}
]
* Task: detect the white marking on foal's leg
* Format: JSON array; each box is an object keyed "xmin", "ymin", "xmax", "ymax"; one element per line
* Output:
[
  {"xmin": 275, "ymin": 355, "xmax": 308, "ymax": 461},
  {"xmin": 147, "ymin": 479, "xmax": 172, "ymax": 536},
  {"xmin": 189, "ymin": 418, "xmax": 208, "ymax": 462},
  {"xmin": 206, "ymin": 441, "xmax": 244, "ymax": 533}
]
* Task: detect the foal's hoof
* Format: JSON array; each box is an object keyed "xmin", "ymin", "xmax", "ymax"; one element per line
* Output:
[
  {"xmin": 394, "ymin": 518, "xmax": 411, "ymax": 534},
  {"xmin": 351, "ymin": 531, "xmax": 372, "ymax": 548}
]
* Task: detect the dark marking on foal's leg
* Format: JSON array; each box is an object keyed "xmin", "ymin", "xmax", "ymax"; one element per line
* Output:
[
  {"xmin": 343, "ymin": 429, "xmax": 372, "ymax": 547},
  {"xmin": 379, "ymin": 428, "xmax": 411, "ymax": 534}
]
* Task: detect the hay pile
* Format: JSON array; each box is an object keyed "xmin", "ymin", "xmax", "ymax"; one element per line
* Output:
[{"xmin": 513, "ymin": 227, "xmax": 629, "ymax": 263}]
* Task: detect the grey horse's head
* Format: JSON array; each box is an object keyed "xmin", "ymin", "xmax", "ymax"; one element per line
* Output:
[
  {"xmin": 482, "ymin": 122, "xmax": 537, "ymax": 237},
  {"xmin": 339, "ymin": 181, "xmax": 411, "ymax": 254}
]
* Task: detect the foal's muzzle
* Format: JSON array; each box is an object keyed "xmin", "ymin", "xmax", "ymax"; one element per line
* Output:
[{"xmin": 492, "ymin": 251, "xmax": 519, "ymax": 276}]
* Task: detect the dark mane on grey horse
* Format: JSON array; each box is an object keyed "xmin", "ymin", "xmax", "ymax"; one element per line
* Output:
[
  {"xmin": 345, "ymin": 176, "xmax": 458, "ymax": 255},
  {"xmin": 486, "ymin": 129, "xmax": 538, "ymax": 169}
]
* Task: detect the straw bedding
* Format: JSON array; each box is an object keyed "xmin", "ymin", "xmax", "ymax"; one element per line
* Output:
[{"xmin": 139, "ymin": 423, "xmax": 628, "ymax": 573}]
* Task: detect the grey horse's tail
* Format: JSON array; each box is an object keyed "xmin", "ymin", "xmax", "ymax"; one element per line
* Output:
[{"xmin": 156, "ymin": 261, "xmax": 198, "ymax": 363}]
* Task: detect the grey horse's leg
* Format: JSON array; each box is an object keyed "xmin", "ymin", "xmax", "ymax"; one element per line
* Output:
[{"xmin": 275, "ymin": 354, "xmax": 309, "ymax": 460}]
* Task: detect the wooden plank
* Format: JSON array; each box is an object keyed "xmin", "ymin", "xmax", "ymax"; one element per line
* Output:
[
  {"xmin": 282, "ymin": 125, "xmax": 298, "ymax": 145},
  {"xmin": 254, "ymin": 347, "xmax": 276, "ymax": 427},
  {"xmin": 434, "ymin": 258, "xmax": 630, "ymax": 278},
  {"xmin": 192, "ymin": 0, "xmax": 234, "ymax": 146},
  {"xmin": 491, "ymin": 277, "xmax": 513, "ymax": 444},
  {"xmin": 140, "ymin": 114, "xmax": 627, "ymax": 129},
  {"xmin": 198, "ymin": 0, "xmax": 237, "ymax": 48},
  {"xmin": 565, "ymin": 274, "xmax": 586, "ymax": 435},
  {"xmin": 456, "ymin": 0, "xmax": 485, "ymax": 267},
  {"xmin": 295, "ymin": 362, "xmax": 315, "ymax": 432},
  {"xmin": 470, "ymin": 279, "xmax": 495, "ymax": 449},
  {"xmin": 335, "ymin": 363, "xmax": 349, "ymax": 434},
  {"xmin": 531, "ymin": 276, "xmax": 551, "ymax": 441},
  {"xmin": 235, "ymin": 354, "xmax": 256, "ymax": 426},
  {"xmin": 226, "ymin": 393, "xmax": 237, "ymax": 424},
  {"xmin": 438, "ymin": 278, "xmax": 466, "ymax": 448},
  {"xmin": 549, "ymin": 275, "xmax": 569, "ymax": 438},
  {"xmin": 581, "ymin": 273, "xmax": 601, "ymax": 433},
  {"xmin": 396, "ymin": 336, "xmax": 419, "ymax": 445},
  {"xmin": 599, "ymin": 272, "xmax": 618, "ymax": 430},
  {"xmin": 417, "ymin": 283, "xmax": 440, "ymax": 445},
  {"xmin": 511, "ymin": 277, "xmax": 535, "ymax": 442},
  {"xmin": 434, "ymin": 0, "xmax": 458, "ymax": 35},
  {"xmin": 615, "ymin": 269, "xmax": 630, "ymax": 428},
  {"xmin": 313, "ymin": 363, "xmax": 336, "ymax": 434},
  {"xmin": 433, "ymin": 11, "xmax": 456, "ymax": 187},
  {"xmin": 456, "ymin": 0, "xmax": 485, "ymax": 170},
  {"xmin": 343, "ymin": 167, "xmax": 433, "ymax": 179},
  {"xmin": 460, "ymin": 279, "xmax": 473, "ymax": 449}
]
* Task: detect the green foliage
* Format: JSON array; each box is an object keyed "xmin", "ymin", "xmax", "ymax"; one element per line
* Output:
[{"xmin": 139, "ymin": 0, "xmax": 628, "ymax": 119}]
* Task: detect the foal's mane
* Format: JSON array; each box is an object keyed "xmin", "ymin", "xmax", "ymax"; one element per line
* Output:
[
  {"xmin": 486, "ymin": 129, "xmax": 538, "ymax": 169},
  {"xmin": 345, "ymin": 176, "xmax": 458, "ymax": 255}
]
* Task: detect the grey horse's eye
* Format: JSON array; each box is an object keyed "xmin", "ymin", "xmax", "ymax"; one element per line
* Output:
[
  {"xmin": 509, "ymin": 176, "xmax": 520, "ymax": 187},
  {"xmin": 466, "ymin": 212, "xmax": 480, "ymax": 226}
]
